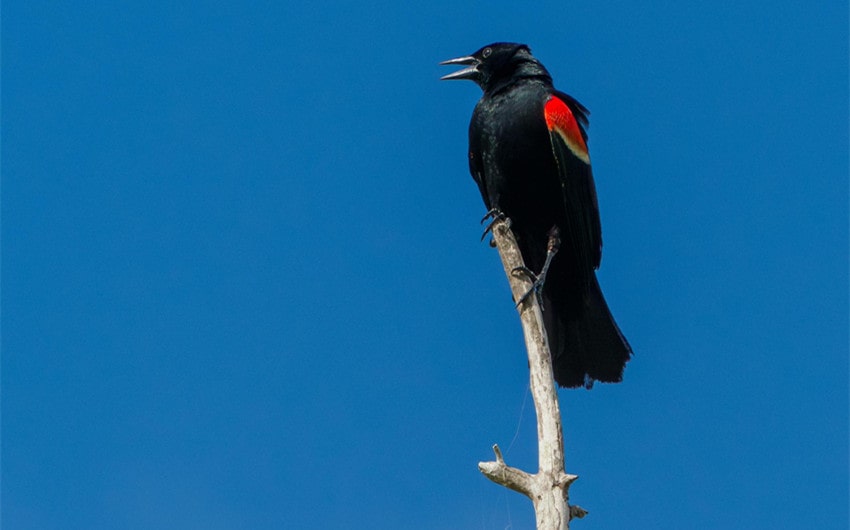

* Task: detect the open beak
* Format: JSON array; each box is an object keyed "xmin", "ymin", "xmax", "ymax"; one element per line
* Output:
[{"xmin": 439, "ymin": 55, "xmax": 479, "ymax": 81}]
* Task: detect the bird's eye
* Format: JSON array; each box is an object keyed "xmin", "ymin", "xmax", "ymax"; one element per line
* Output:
[{"xmin": 482, "ymin": 47, "xmax": 492, "ymax": 58}]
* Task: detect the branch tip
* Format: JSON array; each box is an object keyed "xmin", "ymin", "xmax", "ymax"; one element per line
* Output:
[
  {"xmin": 570, "ymin": 505, "xmax": 588, "ymax": 520},
  {"xmin": 492, "ymin": 444, "xmax": 504, "ymax": 464},
  {"xmin": 558, "ymin": 473, "xmax": 579, "ymax": 487}
]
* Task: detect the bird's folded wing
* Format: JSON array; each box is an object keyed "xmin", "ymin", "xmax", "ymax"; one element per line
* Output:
[{"xmin": 544, "ymin": 93, "xmax": 602, "ymax": 278}]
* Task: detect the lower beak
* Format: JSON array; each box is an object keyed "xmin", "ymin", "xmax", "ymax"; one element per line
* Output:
[{"xmin": 439, "ymin": 55, "xmax": 479, "ymax": 81}]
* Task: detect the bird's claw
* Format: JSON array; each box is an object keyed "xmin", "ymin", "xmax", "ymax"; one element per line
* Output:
[
  {"xmin": 511, "ymin": 266, "xmax": 537, "ymax": 280},
  {"xmin": 480, "ymin": 208, "xmax": 507, "ymax": 242},
  {"xmin": 511, "ymin": 226, "xmax": 561, "ymax": 308},
  {"xmin": 480, "ymin": 208, "xmax": 504, "ymax": 224},
  {"xmin": 512, "ymin": 266, "xmax": 546, "ymax": 308}
]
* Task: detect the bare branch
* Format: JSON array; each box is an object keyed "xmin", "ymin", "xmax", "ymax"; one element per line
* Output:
[
  {"xmin": 478, "ymin": 444, "xmax": 534, "ymax": 496},
  {"xmin": 477, "ymin": 218, "xmax": 580, "ymax": 530}
]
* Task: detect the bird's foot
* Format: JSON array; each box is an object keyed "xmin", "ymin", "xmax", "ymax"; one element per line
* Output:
[
  {"xmin": 512, "ymin": 226, "xmax": 561, "ymax": 308},
  {"xmin": 480, "ymin": 208, "xmax": 504, "ymax": 224},
  {"xmin": 511, "ymin": 266, "xmax": 546, "ymax": 308},
  {"xmin": 480, "ymin": 208, "xmax": 507, "ymax": 242}
]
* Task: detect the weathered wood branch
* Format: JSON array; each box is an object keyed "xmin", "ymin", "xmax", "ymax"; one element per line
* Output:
[{"xmin": 478, "ymin": 218, "xmax": 585, "ymax": 530}]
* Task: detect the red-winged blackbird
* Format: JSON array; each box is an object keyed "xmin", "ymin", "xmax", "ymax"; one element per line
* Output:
[{"xmin": 441, "ymin": 42, "xmax": 631, "ymax": 388}]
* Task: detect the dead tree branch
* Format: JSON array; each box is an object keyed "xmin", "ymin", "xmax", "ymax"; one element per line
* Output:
[{"xmin": 478, "ymin": 218, "xmax": 586, "ymax": 529}]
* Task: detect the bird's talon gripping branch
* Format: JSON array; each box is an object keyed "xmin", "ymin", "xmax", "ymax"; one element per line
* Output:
[
  {"xmin": 513, "ymin": 227, "xmax": 561, "ymax": 308},
  {"xmin": 512, "ymin": 266, "xmax": 544, "ymax": 307},
  {"xmin": 511, "ymin": 265, "xmax": 536, "ymax": 279},
  {"xmin": 480, "ymin": 208, "xmax": 506, "ymax": 242},
  {"xmin": 480, "ymin": 207, "xmax": 504, "ymax": 224},
  {"xmin": 511, "ymin": 266, "xmax": 542, "ymax": 306},
  {"xmin": 516, "ymin": 271, "xmax": 545, "ymax": 311}
]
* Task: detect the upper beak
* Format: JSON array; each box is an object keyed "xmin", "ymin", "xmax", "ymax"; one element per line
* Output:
[{"xmin": 439, "ymin": 55, "xmax": 479, "ymax": 81}]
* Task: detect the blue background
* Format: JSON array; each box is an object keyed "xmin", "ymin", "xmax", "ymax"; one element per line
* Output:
[{"xmin": 3, "ymin": 1, "xmax": 847, "ymax": 528}]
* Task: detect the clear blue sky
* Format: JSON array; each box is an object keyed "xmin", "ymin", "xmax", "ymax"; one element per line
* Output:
[{"xmin": 3, "ymin": 1, "xmax": 847, "ymax": 529}]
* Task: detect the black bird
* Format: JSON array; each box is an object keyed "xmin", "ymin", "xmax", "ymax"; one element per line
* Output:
[{"xmin": 441, "ymin": 42, "xmax": 631, "ymax": 388}]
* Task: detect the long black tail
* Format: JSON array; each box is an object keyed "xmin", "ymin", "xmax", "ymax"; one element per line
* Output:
[{"xmin": 543, "ymin": 276, "xmax": 632, "ymax": 388}]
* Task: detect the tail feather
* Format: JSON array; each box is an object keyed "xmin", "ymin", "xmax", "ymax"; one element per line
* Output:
[{"xmin": 545, "ymin": 276, "xmax": 631, "ymax": 388}]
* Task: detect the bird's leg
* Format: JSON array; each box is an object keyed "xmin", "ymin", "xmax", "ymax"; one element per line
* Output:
[
  {"xmin": 512, "ymin": 226, "xmax": 561, "ymax": 308},
  {"xmin": 480, "ymin": 208, "xmax": 507, "ymax": 242}
]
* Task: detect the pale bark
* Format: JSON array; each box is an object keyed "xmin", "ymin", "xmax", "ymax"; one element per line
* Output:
[{"xmin": 478, "ymin": 218, "xmax": 585, "ymax": 530}]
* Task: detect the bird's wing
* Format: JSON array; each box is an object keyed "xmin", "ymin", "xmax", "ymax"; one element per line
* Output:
[{"xmin": 544, "ymin": 91, "xmax": 602, "ymax": 274}]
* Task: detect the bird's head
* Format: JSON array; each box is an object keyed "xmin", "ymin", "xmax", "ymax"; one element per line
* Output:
[{"xmin": 440, "ymin": 42, "xmax": 551, "ymax": 93}]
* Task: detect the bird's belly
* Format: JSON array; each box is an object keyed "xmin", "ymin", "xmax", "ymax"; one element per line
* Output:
[{"xmin": 494, "ymin": 143, "xmax": 562, "ymax": 225}]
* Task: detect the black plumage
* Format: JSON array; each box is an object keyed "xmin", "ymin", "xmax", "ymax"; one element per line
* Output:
[{"xmin": 441, "ymin": 42, "xmax": 631, "ymax": 388}]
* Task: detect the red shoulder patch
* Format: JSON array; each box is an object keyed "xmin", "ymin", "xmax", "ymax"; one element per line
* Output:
[{"xmin": 544, "ymin": 96, "xmax": 590, "ymax": 164}]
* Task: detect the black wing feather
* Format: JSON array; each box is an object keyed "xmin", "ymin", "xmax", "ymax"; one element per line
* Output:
[{"xmin": 548, "ymin": 94, "xmax": 602, "ymax": 279}]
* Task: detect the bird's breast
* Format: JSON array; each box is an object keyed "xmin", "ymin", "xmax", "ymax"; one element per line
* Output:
[{"xmin": 474, "ymin": 93, "xmax": 557, "ymax": 186}]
